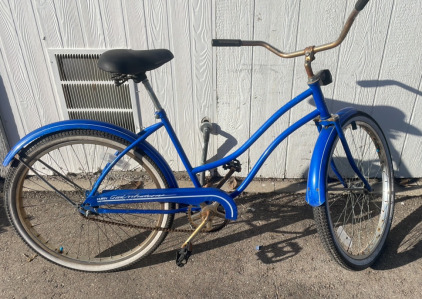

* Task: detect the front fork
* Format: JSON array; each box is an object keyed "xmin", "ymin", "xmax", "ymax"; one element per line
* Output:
[{"xmin": 315, "ymin": 114, "xmax": 372, "ymax": 192}]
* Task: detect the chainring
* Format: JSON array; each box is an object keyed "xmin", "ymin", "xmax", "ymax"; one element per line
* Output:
[{"xmin": 187, "ymin": 203, "xmax": 229, "ymax": 232}]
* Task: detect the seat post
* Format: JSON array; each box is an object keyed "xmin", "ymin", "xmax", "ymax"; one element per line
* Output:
[{"xmin": 142, "ymin": 78, "xmax": 163, "ymax": 111}]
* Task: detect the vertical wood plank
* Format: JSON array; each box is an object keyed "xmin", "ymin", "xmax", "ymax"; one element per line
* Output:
[
  {"xmin": 190, "ymin": 0, "xmax": 215, "ymax": 168},
  {"xmin": 33, "ymin": 0, "xmax": 63, "ymax": 48},
  {"xmin": 98, "ymin": 0, "xmax": 127, "ymax": 48},
  {"xmin": 248, "ymin": 0, "xmax": 300, "ymax": 178},
  {"xmin": 333, "ymin": 0, "xmax": 394, "ymax": 111},
  {"xmin": 123, "ymin": 0, "xmax": 151, "ymax": 133},
  {"xmin": 284, "ymin": 0, "xmax": 347, "ymax": 178},
  {"xmin": 124, "ymin": 0, "xmax": 156, "ymax": 137},
  {"xmin": 123, "ymin": 0, "xmax": 148, "ymax": 49},
  {"xmin": 77, "ymin": 0, "xmax": 106, "ymax": 48},
  {"xmin": 0, "ymin": 46, "xmax": 25, "ymax": 145},
  {"xmin": 8, "ymin": 0, "xmax": 61, "ymax": 126},
  {"xmin": 215, "ymin": 0, "xmax": 254, "ymax": 177},
  {"xmin": 370, "ymin": 1, "xmax": 422, "ymax": 177},
  {"xmin": 167, "ymin": 0, "xmax": 196, "ymax": 167},
  {"xmin": 0, "ymin": 0, "xmax": 58, "ymax": 138},
  {"xmin": 0, "ymin": 0, "xmax": 35, "ymax": 135},
  {"xmin": 53, "ymin": 0, "xmax": 85, "ymax": 48},
  {"xmin": 399, "ymin": 77, "xmax": 422, "ymax": 177},
  {"xmin": 144, "ymin": 0, "xmax": 179, "ymax": 169}
]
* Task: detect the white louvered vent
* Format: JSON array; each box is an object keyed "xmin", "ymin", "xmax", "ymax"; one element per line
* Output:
[{"xmin": 52, "ymin": 52, "xmax": 137, "ymax": 132}]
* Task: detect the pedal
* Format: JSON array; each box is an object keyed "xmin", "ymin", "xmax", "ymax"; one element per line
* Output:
[
  {"xmin": 223, "ymin": 159, "xmax": 242, "ymax": 172},
  {"xmin": 176, "ymin": 210, "xmax": 210, "ymax": 267},
  {"xmin": 211, "ymin": 160, "xmax": 242, "ymax": 189},
  {"xmin": 175, "ymin": 242, "xmax": 192, "ymax": 267}
]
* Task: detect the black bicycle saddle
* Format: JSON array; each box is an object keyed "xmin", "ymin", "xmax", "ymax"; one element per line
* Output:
[{"xmin": 98, "ymin": 49, "xmax": 174, "ymax": 75}]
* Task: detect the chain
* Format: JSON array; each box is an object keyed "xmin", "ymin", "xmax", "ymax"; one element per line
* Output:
[{"xmin": 86, "ymin": 214, "xmax": 215, "ymax": 233}]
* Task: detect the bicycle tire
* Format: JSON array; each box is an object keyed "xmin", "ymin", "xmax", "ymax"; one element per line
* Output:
[
  {"xmin": 4, "ymin": 130, "xmax": 174, "ymax": 272},
  {"xmin": 313, "ymin": 112, "xmax": 394, "ymax": 270}
]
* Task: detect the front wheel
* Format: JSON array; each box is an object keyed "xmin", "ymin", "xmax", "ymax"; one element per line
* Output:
[
  {"xmin": 313, "ymin": 112, "xmax": 394, "ymax": 270},
  {"xmin": 4, "ymin": 130, "xmax": 174, "ymax": 272}
]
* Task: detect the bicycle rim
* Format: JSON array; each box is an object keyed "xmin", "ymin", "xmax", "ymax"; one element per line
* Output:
[
  {"xmin": 5, "ymin": 130, "xmax": 174, "ymax": 272},
  {"xmin": 316, "ymin": 114, "xmax": 394, "ymax": 269}
]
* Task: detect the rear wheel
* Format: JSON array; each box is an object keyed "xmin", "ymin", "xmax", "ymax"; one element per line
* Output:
[
  {"xmin": 4, "ymin": 130, "xmax": 174, "ymax": 272},
  {"xmin": 313, "ymin": 112, "xmax": 394, "ymax": 270}
]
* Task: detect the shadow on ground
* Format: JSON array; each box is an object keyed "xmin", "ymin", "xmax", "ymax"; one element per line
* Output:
[
  {"xmin": 132, "ymin": 191, "xmax": 422, "ymax": 271},
  {"xmin": 0, "ymin": 178, "xmax": 10, "ymax": 235},
  {"xmin": 1, "ymin": 178, "xmax": 420, "ymax": 271},
  {"xmin": 132, "ymin": 192, "xmax": 315, "ymax": 269},
  {"xmin": 373, "ymin": 194, "xmax": 422, "ymax": 270}
]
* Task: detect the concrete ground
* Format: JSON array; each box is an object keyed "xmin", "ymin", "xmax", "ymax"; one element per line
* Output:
[{"xmin": 0, "ymin": 178, "xmax": 421, "ymax": 298}]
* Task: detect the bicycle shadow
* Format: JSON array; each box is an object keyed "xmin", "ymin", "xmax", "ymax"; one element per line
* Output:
[
  {"xmin": 130, "ymin": 192, "xmax": 315, "ymax": 269},
  {"xmin": 0, "ymin": 205, "xmax": 8, "ymax": 235},
  {"xmin": 324, "ymin": 80, "xmax": 422, "ymax": 268},
  {"xmin": 205, "ymin": 123, "xmax": 238, "ymax": 165},
  {"xmin": 357, "ymin": 79, "xmax": 422, "ymax": 97},
  {"xmin": 203, "ymin": 80, "xmax": 422, "ymax": 178},
  {"xmin": 135, "ymin": 79, "xmax": 422, "ymax": 270},
  {"xmin": 0, "ymin": 178, "xmax": 10, "ymax": 235},
  {"xmin": 324, "ymin": 79, "xmax": 422, "ymax": 177},
  {"xmin": 0, "ymin": 75, "xmax": 17, "ymax": 146},
  {"xmin": 272, "ymin": 169, "xmax": 422, "ymax": 270},
  {"xmin": 372, "ymin": 194, "xmax": 422, "ymax": 270},
  {"xmin": 237, "ymin": 193, "xmax": 315, "ymax": 264}
]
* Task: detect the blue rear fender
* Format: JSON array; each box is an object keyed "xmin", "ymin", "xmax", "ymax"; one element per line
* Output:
[
  {"xmin": 306, "ymin": 107, "xmax": 358, "ymax": 207},
  {"xmin": 3, "ymin": 120, "xmax": 178, "ymax": 188}
]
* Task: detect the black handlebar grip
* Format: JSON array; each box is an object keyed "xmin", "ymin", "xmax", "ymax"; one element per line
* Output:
[
  {"xmin": 355, "ymin": 0, "xmax": 370, "ymax": 11},
  {"xmin": 212, "ymin": 39, "xmax": 242, "ymax": 47}
]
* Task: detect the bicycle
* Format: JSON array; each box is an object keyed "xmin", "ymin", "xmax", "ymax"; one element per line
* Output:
[{"xmin": 3, "ymin": 0, "xmax": 394, "ymax": 272}]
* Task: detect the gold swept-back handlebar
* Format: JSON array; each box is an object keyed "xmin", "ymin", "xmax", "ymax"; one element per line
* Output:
[
  {"xmin": 238, "ymin": 9, "xmax": 360, "ymax": 59},
  {"xmin": 212, "ymin": 0, "xmax": 370, "ymax": 78},
  {"xmin": 212, "ymin": 0, "xmax": 371, "ymax": 56}
]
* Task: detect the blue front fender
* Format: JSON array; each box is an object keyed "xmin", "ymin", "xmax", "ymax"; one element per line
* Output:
[
  {"xmin": 306, "ymin": 107, "xmax": 358, "ymax": 207},
  {"xmin": 3, "ymin": 120, "xmax": 178, "ymax": 188}
]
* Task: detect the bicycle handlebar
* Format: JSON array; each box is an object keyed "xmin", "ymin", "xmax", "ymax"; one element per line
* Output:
[
  {"xmin": 355, "ymin": 0, "xmax": 370, "ymax": 11},
  {"xmin": 212, "ymin": 0, "xmax": 370, "ymax": 59},
  {"xmin": 212, "ymin": 39, "xmax": 242, "ymax": 47}
]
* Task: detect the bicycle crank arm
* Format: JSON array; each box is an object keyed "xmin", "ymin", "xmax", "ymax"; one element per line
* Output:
[
  {"xmin": 182, "ymin": 210, "xmax": 210, "ymax": 248},
  {"xmin": 176, "ymin": 210, "xmax": 211, "ymax": 267}
]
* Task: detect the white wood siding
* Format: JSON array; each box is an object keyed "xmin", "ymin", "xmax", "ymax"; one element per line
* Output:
[{"xmin": 0, "ymin": 0, "xmax": 421, "ymax": 178}]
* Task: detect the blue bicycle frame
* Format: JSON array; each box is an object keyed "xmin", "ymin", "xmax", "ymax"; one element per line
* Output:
[
  {"xmin": 2, "ymin": 73, "xmax": 370, "ymax": 218},
  {"xmin": 78, "ymin": 77, "xmax": 370, "ymax": 219}
]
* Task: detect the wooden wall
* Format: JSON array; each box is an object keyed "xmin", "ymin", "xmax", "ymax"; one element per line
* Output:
[{"xmin": 0, "ymin": 0, "xmax": 421, "ymax": 178}]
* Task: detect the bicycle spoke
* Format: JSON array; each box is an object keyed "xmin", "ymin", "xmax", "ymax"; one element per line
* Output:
[
  {"xmin": 6, "ymin": 131, "xmax": 174, "ymax": 271},
  {"xmin": 320, "ymin": 116, "xmax": 393, "ymax": 267}
]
